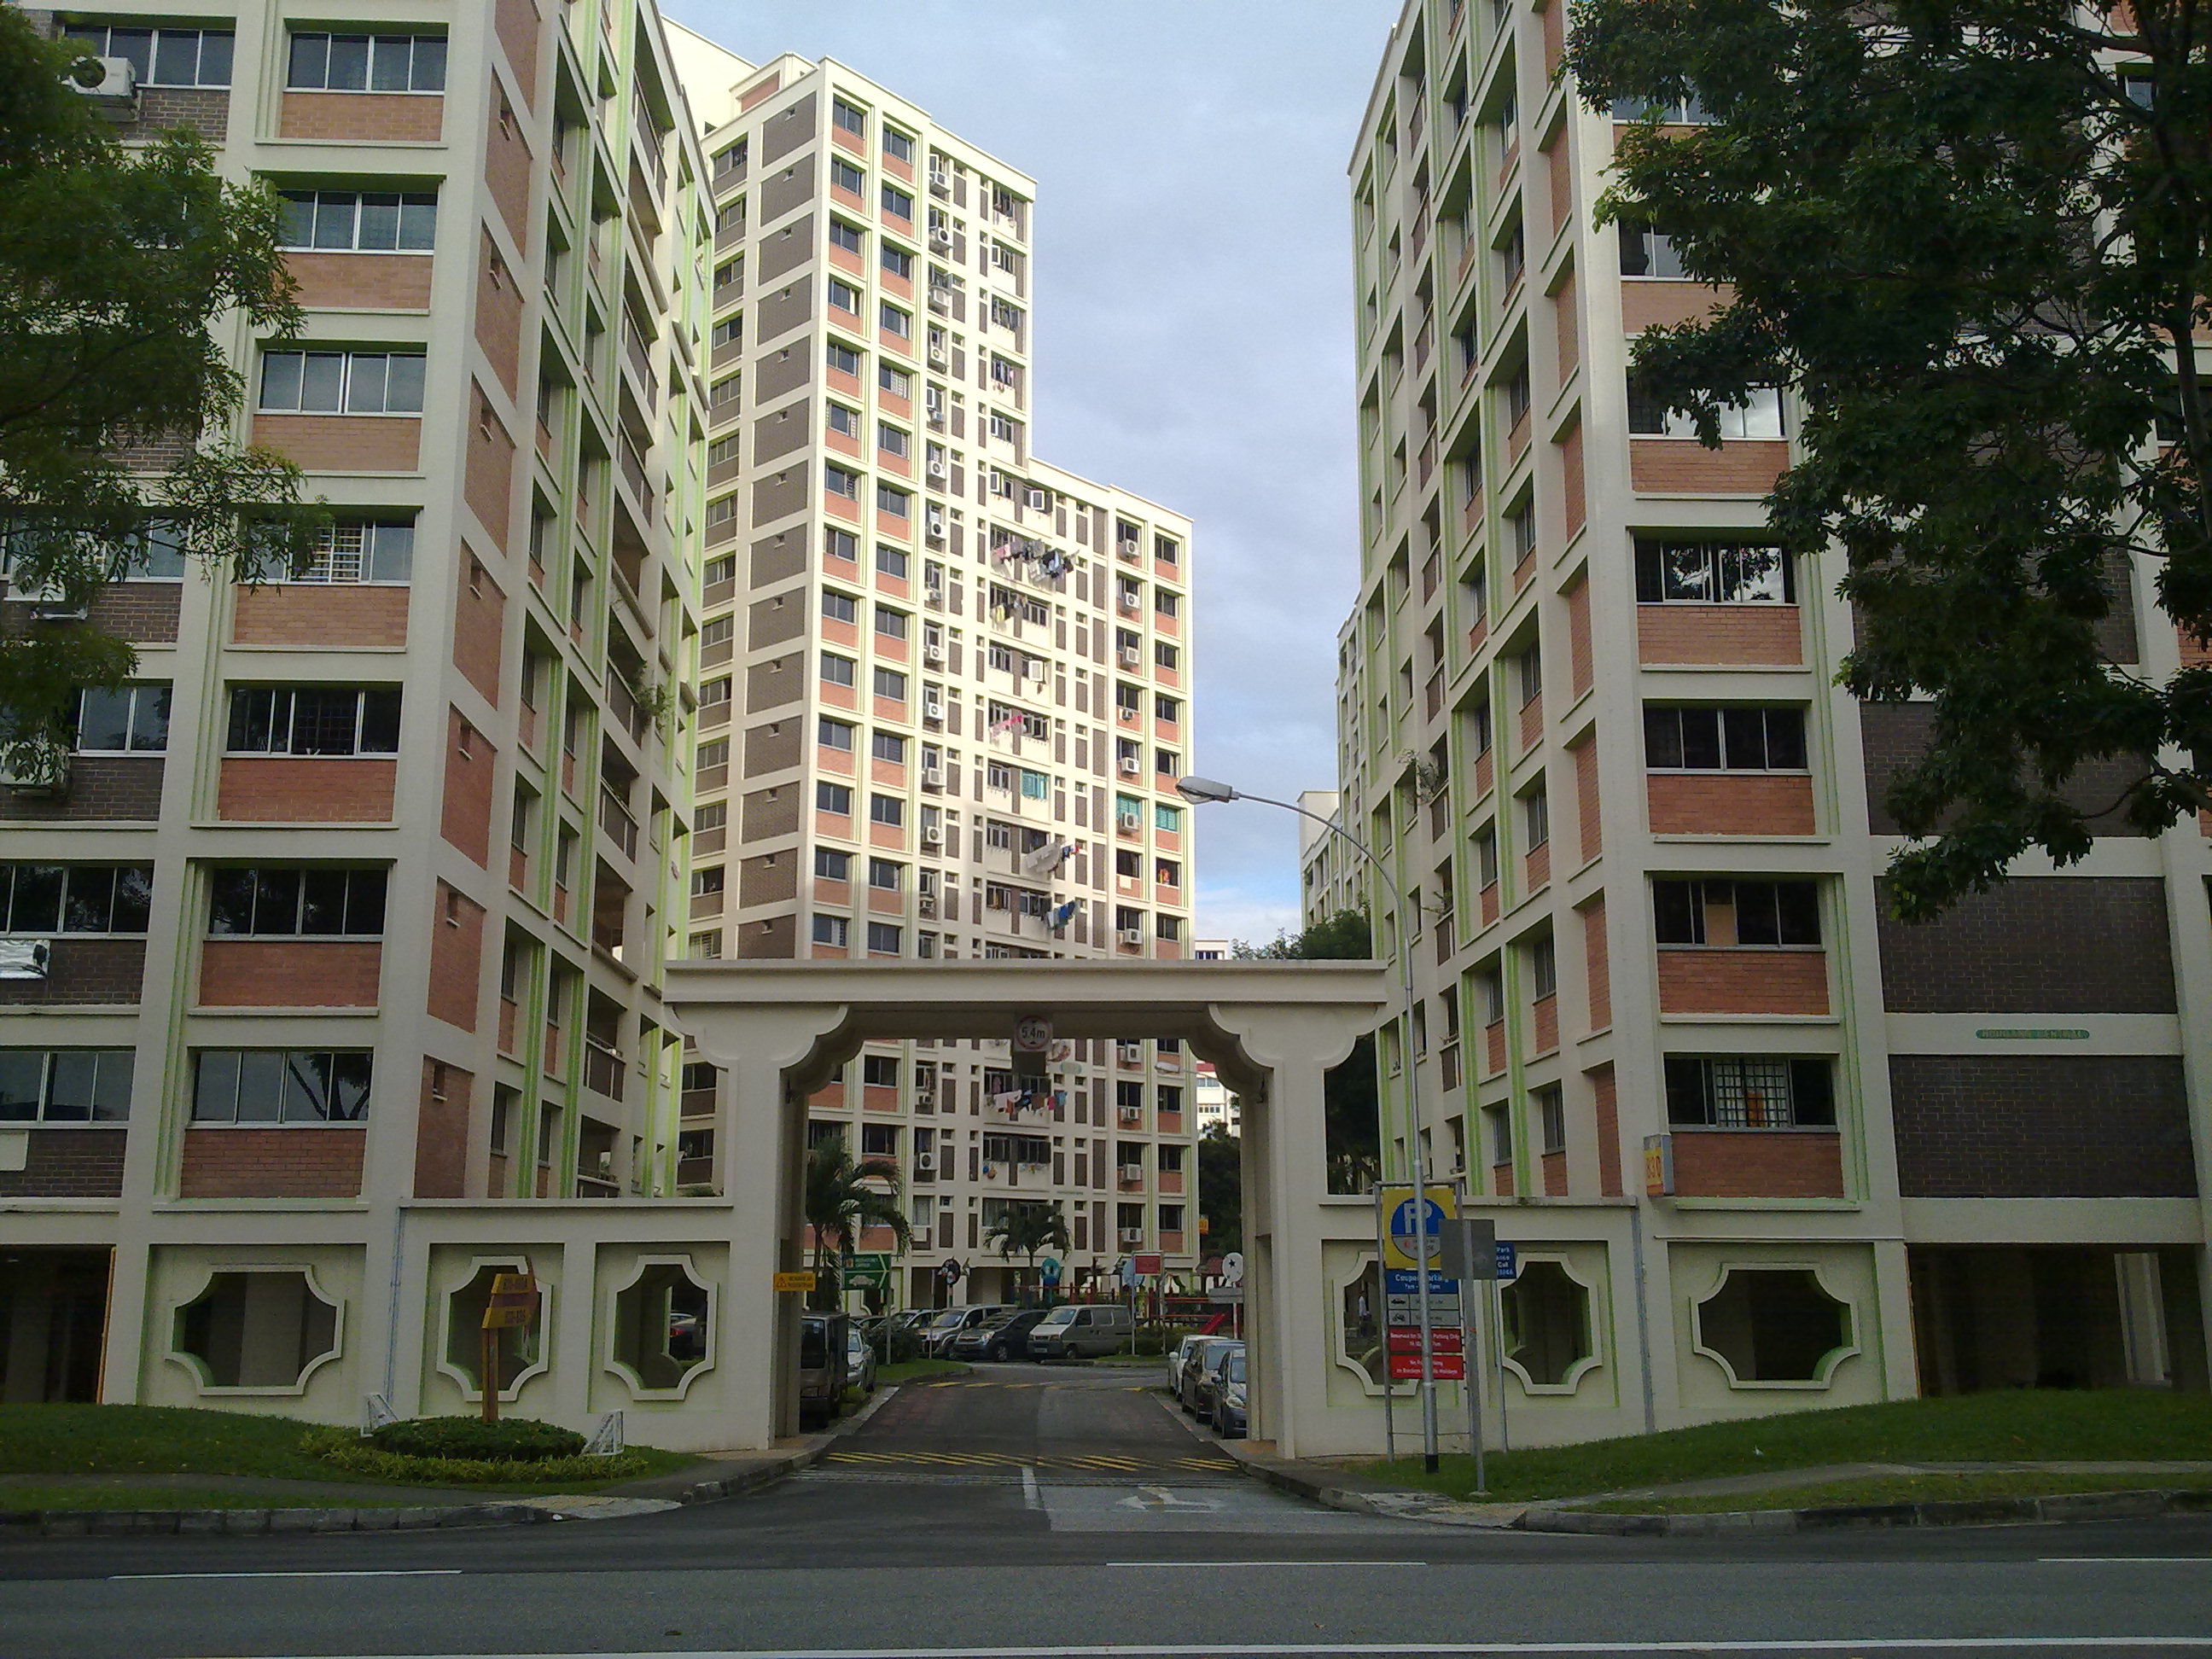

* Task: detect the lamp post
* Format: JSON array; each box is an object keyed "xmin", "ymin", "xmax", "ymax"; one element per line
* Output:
[{"xmin": 1176, "ymin": 775, "xmax": 1446, "ymax": 1474}]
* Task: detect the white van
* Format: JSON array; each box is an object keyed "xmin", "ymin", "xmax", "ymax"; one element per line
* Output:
[{"xmin": 1025, "ymin": 1301, "xmax": 1134, "ymax": 1359}]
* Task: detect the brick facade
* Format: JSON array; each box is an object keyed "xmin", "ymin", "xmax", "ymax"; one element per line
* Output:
[
  {"xmin": 440, "ymin": 709, "xmax": 497, "ymax": 866},
  {"xmin": 464, "ymin": 387, "xmax": 517, "ymax": 550},
  {"xmin": 250, "ymin": 413, "xmax": 422, "ymax": 474},
  {"xmin": 1670, "ymin": 1128, "xmax": 1844, "ymax": 1198},
  {"xmin": 1628, "ymin": 438, "xmax": 1787, "ymax": 494},
  {"xmin": 474, "ymin": 230, "xmax": 525, "ymax": 396},
  {"xmin": 452, "ymin": 560, "xmax": 507, "ymax": 706},
  {"xmin": 283, "ymin": 251, "xmax": 434, "ymax": 312},
  {"xmin": 1876, "ymin": 876, "xmax": 2178, "ymax": 1014},
  {"xmin": 1889, "ymin": 1055, "xmax": 2197, "ymax": 1197},
  {"xmin": 1635, "ymin": 603, "xmax": 1802, "ymax": 667},
  {"xmin": 1647, "ymin": 771, "xmax": 1817, "ymax": 836},
  {"xmin": 413, "ymin": 1059, "xmax": 474, "ymax": 1199},
  {"xmin": 89, "ymin": 582, "xmax": 181, "ymax": 645},
  {"xmin": 1588, "ymin": 1062, "xmax": 1622, "ymax": 1196},
  {"xmin": 230, "ymin": 584, "xmax": 410, "ymax": 649},
  {"xmin": 277, "ymin": 90, "xmax": 443, "ymax": 143},
  {"xmin": 0, "ymin": 1129, "xmax": 126, "ymax": 1198},
  {"xmin": 0, "ymin": 938, "xmax": 144, "ymax": 1006},
  {"xmin": 428, "ymin": 882, "xmax": 487, "ymax": 1032},
  {"xmin": 1860, "ymin": 702, "xmax": 2155, "ymax": 837},
  {"xmin": 486, "ymin": 90, "xmax": 534, "ymax": 244},
  {"xmin": 1657, "ymin": 948, "xmax": 1830, "ymax": 1016},
  {"xmin": 0, "ymin": 755, "xmax": 164, "ymax": 823},
  {"xmin": 178, "ymin": 1127, "xmax": 367, "ymax": 1199},
  {"xmin": 218, "ymin": 756, "xmax": 397, "ymax": 822},
  {"xmin": 198, "ymin": 940, "xmax": 381, "ymax": 1008}
]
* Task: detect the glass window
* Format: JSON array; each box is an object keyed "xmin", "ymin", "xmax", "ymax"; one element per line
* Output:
[
  {"xmin": 830, "ymin": 158, "xmax": 867, "ymax": 195},
  {"xmin": 290, "ymin": 519, "xmax": 414, "ymax": 584},
  {"xmin": 258, "ymin": 350, "xmax": 425, "ymax": 415},
  {"xmin": 193, "ymin": 1050, "xmax": 372, "ymax": 1123},
  {"xmin": 276, "ymin": 190, "xmax": 438, "ymax": 253},
  {"xmin": 882, "ymin": 244, "xmax": 912, "ymax": 280},
  {"xmin": 876, "ymin": 483, "xmax": 911, "ymax": 517},
  {"xmin": 829, "ymin": 218, "xmax": 864, "ymax": 254},
  {"xmin": 871, "ymin": 732, "xmax": 906, "ymax": 764},
  {"xmin": 812, "ymin": 915, "xmax": 850, "ymax": 946},
  {"xmin": 1627, "ymin": 376, "xmax": 1785, "ymax": 439},
  {"xmin": 873, "ymin": 667, "xmax": 908, "ymax": 701},
  {"xmin": 884, "ymin": 129, "xmax": 916, "ymax": 163},
  {"xmin": 821, "ymin": 589, "xmax": 858, "ymax": 624},
  {"xmin": 1634, "ymin": 539, "xmax": 1795, "ymax": 605},
  {"xmin": 1665, "ymin": 1056, "xmax": 1834, "ymax": 1128},
  {"xmin": 814, "ymin": 848, "xmax": 850, "ymax": 880},
  {"xmin": 867, "ymin": 857, "xmax": 901, "ymax": 889},
  {"xmin": 64, "ymin": 24, "xmax": 233, "ymax": 86},
  {"xmin": 866, "ymin": 922, "xmax": 902, "ymax": 953},
  {"xmin": 832, "ymin": 99, "xmax": 867, "ymax": 136},
  {"xmin": 1644, "ymin": 705, "xmax": 1807, "ymax": 771},
  {"xmin": 0, "ymin": 1049, "xmax": 133, "ymax": 1123},
  {"xmin": 882, "ymin": 183, "xmax": 915, "ymax": 219},
  {"xmin": 818, "ymin": 717, "xmax": 854, "ymax": 751},
  {"xmin": 76, "ymin": 684, "xmax": 170, "ymax": 754},
  {"xmin": 0, "ymin": 865, "xmax": 153, "ymax": 934},
  {"xmin": 876, "ymin": 544, "xmax": 909, "ymax": 579},
  {"xmin": 817, "ymin": 782, "xmax": 853, "ymax": 814},
  {"xmin": 286, "ymin": 32, "xmax": 446, "ymax": 92},
  {"xmin": 869, "ymin": 794, "xmax": 905, "ymax": 826},
  {"xmin": 820, "ymin": 652, "xmax": 857, "ymax": 687},
  {"xmin": 224, "ymin": 687, "xmax": 400, "ymax": 756},
  {"xmin": 875, "ymin": 608, "xmax": 908, "ymax": 640},
  {"xmin": 828, "ymin": 276, "xmax": 863, "ymax": 313},
  {"xmin": 207, "ymin": 867, "xmax": 386, "ymax": 937}
]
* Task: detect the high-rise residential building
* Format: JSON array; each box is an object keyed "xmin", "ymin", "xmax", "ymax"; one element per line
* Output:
[
  {"xmin": 665, "ymin": 34, "xmax": 1202, "ymax": 1307},
  {"xmin": 1, "ymin": 0, "xmax": 713, "ymax": 1410},
  {"xmin": 1295, "ymin": 787, "xmax": 1355, "ymax": 926},
  {"xmin": 1334, "ymin": 0, "xmax": 2208, "ymax": 1434}
]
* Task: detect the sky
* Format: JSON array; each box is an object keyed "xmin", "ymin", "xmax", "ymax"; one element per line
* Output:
[{"xmin": 665, "ymin": 0, "xmax": 1407, "ymax": 948}]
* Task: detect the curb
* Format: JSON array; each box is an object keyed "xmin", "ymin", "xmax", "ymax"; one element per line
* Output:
[
  {"xmin": 672, "ymin": 1380, "xmax": 903, "ymax": 1505},
  {"xmin": 1518, "ymin": 1485, "xmax": 2212, "ymax": 1536},
  {"xmin": 0, "ymin": 1500, "xmax": 556, "ymax": 1540}
]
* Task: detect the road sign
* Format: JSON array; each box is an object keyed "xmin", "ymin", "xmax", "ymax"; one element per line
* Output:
[
  {"xmin": 1132, "ymin": 1252, "xmax": 1163, "ymax": 1276},
  {"xmin": 1494, "ymin": 1241, "xmax": 1519, "ymax": 1281},
  {"xmin": 1644, "ymin": 1133, "xmax": 1675, "ymax": 1197},
  {"xmin": 1383, "ymin": 1267, "xmax": 1456, "ymax": 1295},
  {"xmin": 1388, "ymin": 1348, "xmax": 1465, "ymax": 1380},
  {"xmin": 1378, "ymin": 1184, "xmax": 1457, "ymax": 1271},
  {"xmin": 1440, "ymin": 1218, "xmax": 1498, "ymax": 1281},
  {"xmin": 1220, "ymin": 1251, "xmax": 1245, "ymax": 1286},
  {"xmin": 772, "ymin": 1269, "xmax": 816, "ymax": 1295},
  {"xmin": 1387, "ymin": 1292, "xmax": 1462, "ymax": 1324},
  {"xmin": 1039, "ymin": 1256, "xmax": 1062, "ymax": 1285},
  {"xmin": 938, "ymin": 1260, "xmax": 965, "ymax": 1285},
  {"xmin": 1208, "ymin": 1288, "xmax": 1244, "ymax": 1304},
  {"xmin": 480, "ymin": 1272, "xmax": 538, "ymax": 1330},
  {"xmin": 1387, "ymin": 1326, "xmax": 1464, "ymax": 1355},
  {"xmin": 1012, "ymin": 1015, "xmax": 1053, "ymax": 1052},
  {"xmin": 843, "ymin": 1253, "xmax": 893, "ymax": 1290}
]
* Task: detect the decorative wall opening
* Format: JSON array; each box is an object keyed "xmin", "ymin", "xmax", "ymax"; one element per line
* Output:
[
  {"xmin": 1501, "ymin": 1258, "xmax": 1593, "ymax": 1388},
  {"xmin": 608, "ymin": 1256, "xmax": 713, "ymax": 1395},
  {"xmin": 442, "ymin": 1260, "xmax": 544, "ymax": 1400},
  {"xmin": 1695, "ymin": 1266, "xmax": 1854, "ymax": 1386},
  {"xmin": 172, "ymin": 1268, "xmax": 340, "ymax": 1392},
  {"xmin": 1337, "ymin": 1256, "xmax": 1387, "ymax": 1387}
]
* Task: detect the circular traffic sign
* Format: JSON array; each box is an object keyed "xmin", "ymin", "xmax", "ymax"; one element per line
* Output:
[
  {"xmin": 938, "ymin": 1260, "xmax": 965, "ymax": 1284},
  {"xmin": 1220, "ymin": 1251, "xmax": 1245, "ymax": 1286}
]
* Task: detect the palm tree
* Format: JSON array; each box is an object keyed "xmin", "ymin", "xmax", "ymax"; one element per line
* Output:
[
  {"xmin": 804, "ymin": 1144, "xmax": 911, "ymax": 1310},
  {"xmin": 984, "ymin": 1202, "xmax": 1073, "ymax": 1303}
]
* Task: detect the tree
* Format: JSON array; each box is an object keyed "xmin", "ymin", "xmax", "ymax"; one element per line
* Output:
[
  {"xmin": 1232, "ymin": 909, "xmax": 1380, "ymax": 1190},
  {"xmin": 1566, "ymin": 0, "xmax": 2212, "ymax": 917},
  {"xmin": 983, "ymin": 1201, "xmax": 1072, "ymax": 1302},
  {"xmin": 1196, "ymin": 1126, "xmax": 1243, "ymax": 1256},
  {"xmin": 803, "ymin": 1144, "xmax": 911, "ymax": 1310},
  {"xmin": 1, "ymin": 12, "xmax": 319, "ymax": 767}
]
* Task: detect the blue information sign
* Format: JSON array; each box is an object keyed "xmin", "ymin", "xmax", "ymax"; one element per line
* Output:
[
  {"xmin": 1383, "ymin": 1268, "xmax": 1458, "ymax": 1295},
  {"xmin": 1494, "ymin": 1242, "xmax": 1519, "ymax": 1280}
]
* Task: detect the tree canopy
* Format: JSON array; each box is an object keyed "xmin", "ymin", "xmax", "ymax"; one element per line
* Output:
[
  {"xmin": 1567, "ymin": 0, "xmax": 2212, "ymax": 916},
  {"xmin": 0, "ymin": 11, "xmax": 318, "ymax": 761},
  {"xmin": 803, "ymin": 1143, "xmax": 910, "ymax": 1308}
]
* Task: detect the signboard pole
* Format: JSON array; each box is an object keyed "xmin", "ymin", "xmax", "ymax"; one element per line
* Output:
[
  {"xmin": 1373, "ymin": 1185, "xmax": 1394, "ymax": 1463},
  {"xmin": 480, "ymin": 1325, "xmax": 498, "ymax": 1424},
  {"xmin": 1462, "ymin": 1283, "xmax": 1483, "ymax": 1494},
  {"xmin": 1493, "ymin": 1273, "xmax": 1510, "ymax": 1454}
]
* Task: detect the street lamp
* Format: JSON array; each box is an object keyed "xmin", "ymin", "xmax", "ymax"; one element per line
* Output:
[{"xmin": 1175, "ymin": 775, "xmax": 1447, "ymax": 1474}]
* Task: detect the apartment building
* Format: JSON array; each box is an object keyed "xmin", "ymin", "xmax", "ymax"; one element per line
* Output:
[
  {"xmin": 1, "ymin": 0, "xmax": 715, "ymax": 1415},
  {"xmin": 664, "ymin": 34, "xmax": 1202, "ymax": 1307},
  {"xmin": 1330, "ymin": 0, "xmax": 2209, "ymax": 1438}
]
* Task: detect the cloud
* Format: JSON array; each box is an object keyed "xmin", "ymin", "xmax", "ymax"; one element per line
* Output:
[{"xmin": 665, "ymin": 1, "xmax": 1403, "ymax": 930}]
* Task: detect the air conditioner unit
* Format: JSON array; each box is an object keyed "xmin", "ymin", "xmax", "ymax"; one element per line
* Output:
[
  {"xmin": 1117, "ymin": 645, "xmax": 1141, "ymax": 667},
  {"xmin": 923, "ymin": 638, "xmax": 946, "ymax": 661},
  {"xmin": 1118, "ymin": 756, "xmax": 1140, "ymax": 775},
  {"xmin": 929, "ymin": 227, "xmax": 954, "ymax": 252},
  {"xmin": 1118, "ymin": 1108, "xmax": 1143, "ymax": 1126},
  {"xmin": 1117, "ymin": 538, "xmax": 1141, "ymax": 560},
  {"xmin": 0, "ymin": 747, "xmax": 70, "ymax": 797},
  {"xmin": 928, "ymin": 169, "xmax": 952, "ymax": 195},
  {"xmin": 922, "ymin": 701, "xmax": 944, "ymax": 725},
  {"xmin": 1119, "ymin": 1164, "xmax": 1144, "ymax": 1183},
  {"xmin": 1119, "ymin": 928, "xmax": 1143, "ymax": 946},
  {"xmin": 926, "ymin": 510, "xmax": 946, "ymax": 541},
  {"xmin": 923, "ymin": 765, "xmax": 945, "ymax": 789},
  {"xmin": 927, "ymin": 458, "xmax": 948, "ymax": 480},
  {"xmin": 921, "ymin": 828, "xmax": 943, "ymax": 849},
  {"xmin": 71, "ymin": 55, "xmax": 140, "ymax": 119},
  {"xmin": 1116, "ymin": 812, "xmax": 1140, "ymax": 832},
  {"xmin": 927, "ymin": 288, "xmax": 952, "ymax": 315},
  {"xmin": 915, "ymin": 1150, "xmax": 937, "ymax": 1172},
  {"xmin": 1119, "ymin": 1226, "xmax": 1145, "ymax": 1243}
]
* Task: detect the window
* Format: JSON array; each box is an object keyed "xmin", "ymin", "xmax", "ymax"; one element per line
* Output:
[
  {"xmin": 1487, "ymin": 1103, "xmax": 1514, "ymax": 1165},
  {"xmin": 1476, "ymin": 826, "xmax": 1499, "ymax": 888},
  {"xmin": 76, "ymin": 684, "xmax": 170, "ymax": 753},
  {"xmin": 827, "ymin": 341, "xmax": 862, "ymax": 377},
  {"xmin": 208, "ymin": 868, "xmax": 386, "ymax": 937},
  {"xmin": 1617, "ymin": 217, "xmax": 1690, "ymax": 279},
  {"xmin": 1665, "ymin": 1056, "xmax": 1835, "ymax": 1127},
  {"xmin": 1611, "ymin": 91, "xmax": 1715, "ymax": 123},
  {"xmin": 64, "ymin": 23, "xmax": 234, "ymax": 85},
  {"xmin": 821, "ymin": 589, "xmax": 858, "ymax": 624},
  {"xmin": 1154, "ymin": 642, "xmax": 1179, "ymax": 671},
  {"xmin": 709, "ymin": 374, "xmax": 742, "ymax": 410},
  {"xmin": 813, "ymin": 848, "xmax": 853, "ymax": 885},
  {"xmin": 1518, "ymin": 645, "xmax": 1543, "ymax": 705},
  {"xmin": 833, "ymin": 97, "xmax": 868, "ymax": 136},
  {"xmin": 882, "ymin": 244, "xmax": 912, "ymax": 280},
  {"xmin": 259, "ymin": 350, "xmax": 424, "ymax": 415},
  {"xmin": 701, "ymin": 616, "xmax": 735, "ymax": 649},
  {"xmin": 876, "ymin": 544, "xmax": 909, "ymax": 579},
  {"xmin": 879, "ymin": 363, "xmax": 913, "ymax": 399},
  {"xmin": 713, "ymin": 257, "xmax": 743, "ymax": 291},
  {"xmin": 1154, "ymin": 748, "xmax": 1179, "ymax": 777},
  {"xmin": 869, "ymin": 795, "xmax": 905, "ymax": 827},
  {"xmin": 821, "ymin": 652, "xmax": 857, "ymax": 687},
  {"xmin": 1627, "ymin": 376, "xmax": 1786, "ymax": 439},
  {"xmin": 884, "ymin": 128, "xmax": 916, "ymax": 163},
  {"xmin": 867, "ymin": 922, "xmax": 903, "ymax": 953},
  {"xmin": 1634, "ymin": 538, "xmax": 1795, "ymax": 604},
  {"xmin": 277, "ymin": 190, "xmax": 437, "ymax": 253},
  {"xmin": 817, "ymin": 782, "xmax": 853, "ymax": 815},
  {"xmin": 1528, "ymin": 935, "xmax": 1557, "ymax": 999},
  {"xmin": 192, "ymin": 1050, "xmax": 373, "ymax": 1123},
  {"xmin": 1653, "ymin": 878, "xmax": 1821, "ymax": 946},
  {"xmin": 1537, "ymin": 1086, "xmax": 1567, "ymax": 1155},
  {"xmin": 696, "ymin": 738, "xmax": 730, "ymax": 771},
  {"xmin": 828, "ymin": 276, "xmax": 863, "ymax": 314},
  {"xmin": 876, "ymin": 483, "xmax": 911, "ymax": 518},
  {"xmin": 877, "ymin": 422, "xmax": 910, "ymax": 458},
  {"xmin": 831, "ymin": 158, "xmax": 867, "ymax": 195},
  {"xmin": 1154, "ymin": 802, "xmax": 1182, "ymax": 834},
  {"xmin": 875, "ymin": 608, "xmax": 909, "ymax": 641},
  {"xmin": 0, "ymin": 1050, "xmax": 133, "ymax": 1122},
  {"xmin": 291, "ymin": 519, "xmax": 414, "ymax": 584},
  {"xmin": 286, "ymin": 32, "xmax": 446, "ymax": 91},
  {"xmin": 818, "ymin": 716, "xmax": 855, "ymax": 751},
  {"xmin": 1644, "ymin": 706, "xmax": 1807, "ymax": 771},
  {"xmin": 703, "ymin": 550, "xmax": 738, "ymax": 586},
  {"xmin": 812, "ymin": 915, "xmax": 851, "ymax": 947},
  {"xmin": 871, "ymin": 732, "xmax": 906, "ymax": 764},
  {"xmin": 690, "ymin": 867, "xmax": 724, "ymax": 897},
  {"xmin": 0, "ymin": 865, "xmax": 153, "ymax": 935},
  {"xmin": 830, "ymin": 218, "xmax": 864, "ymax": 255},
  {"xmin": 868, "ymin": 858, "xmax": 902, "ymax": 890},
  {"xmin": 825, "ymin": 525, "xmax": 859, "ymax": 561},
  {"xmin": 873, "ymin": 667, "xmax": 908, "ymax": 701},
  {"xmin": 1523, "ymin": 787, "xmax": 1549, "ymax": 848},
  {"xmin": 882, "ymin": 183, "xmax": 915, "ymax": 220},
  {"xmin": 825, "ymin": 464, "xmax": 860, "ymax": 500},
  {"xmin": 226, "ymin": 687, "xmax": 399, "ymax": 756}
]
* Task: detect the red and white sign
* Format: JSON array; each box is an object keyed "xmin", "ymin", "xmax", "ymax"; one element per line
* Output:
[
  {"xmin": 1132, "ymin": 1252, "xmax": 1163, "ymax": 1276},
  {"xmin": 1388, "ymin": 1350, "xmax": 1466, "ymax": 1380},
  {"xmin": 1386, "ymin": 1326, "xmax": 1464, "ymax": 1356}
]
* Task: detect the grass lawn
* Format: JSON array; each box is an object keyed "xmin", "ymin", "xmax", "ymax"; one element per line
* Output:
[
  {"xmin": 0, "ymin": 1405, "xmax": 691, "ymax": 1497},
  {"xmin": 1366, "ymin": 1391, "xmax": 2212, "ymax": 1505},
  {"xmin": 877, "ymin": 1358, "xmax": 969, "ymax": 1385},
  {"xmin": 1572, "ymin": 1470, "xmax": 2212, "ymax": 1515}
]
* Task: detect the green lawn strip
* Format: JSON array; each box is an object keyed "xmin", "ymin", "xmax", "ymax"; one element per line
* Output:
[
  {"xmin": 878, "ymin": 1358, "xmax": 969, "ymax": 1384},
  {"xmin": 1569, "ymin": 1470, "xmax": 2212, "ymax": 1515},
  {"xmin": 0, "ymin": 1485, "xmax": 424, "ymax": 1513},
  {"xmin": 1363, "ymin": 1391, "xmax": 2212, "ymax": 1505}
]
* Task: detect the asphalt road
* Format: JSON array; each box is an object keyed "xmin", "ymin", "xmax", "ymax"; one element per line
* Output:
[{"xmin": 3, "ymin": 1362, "xmax": 2209, "ymax": 1659}]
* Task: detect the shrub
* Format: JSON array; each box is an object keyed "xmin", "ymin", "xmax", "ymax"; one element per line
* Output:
[
  {"xmin": 302, "ymin": 1426, "xmax": 651, "ymax": 1486},
  {"xmin": 369, "ymin": 1416, "xmax": 584, "ymax": 1464},
  {"xmin": 871, "ymin": 1324, "xmax": 925, "ymax": 1365}
]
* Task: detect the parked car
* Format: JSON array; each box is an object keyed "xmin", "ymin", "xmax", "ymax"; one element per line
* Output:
[
  {"xmin": 1211, "ymin": 1348, "xmax": 1248, "ymax": 1438},
  {"xmin": 1178, "ymin": 1336, "xmax": 1241, "ymax": 1416},
  {"xmin": 847, "ymin": 1322, "xmax": 877, "ymax": 1394},
  {"xmin": 1025, "ymin": 1301, "xmax": 1136, "ymax": 1360},
  {"xmin": 797, "ymin": 1313, "xmax": 850, "ymax": 1429},
  {"xmin": 1166, "ymin": 1333, "xmax": 1212, "ymax": 1394},
  {"xmin": 949, "ymin": 1308, "xmax": 1051, "ymax": 1362},
  {"xmin": 921, "ymin": 1304, "xmax": 1016, "ymax": 1356}
]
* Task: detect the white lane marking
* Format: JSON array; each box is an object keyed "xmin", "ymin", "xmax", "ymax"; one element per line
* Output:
[
  {"xmin": 1106, "ymin": 1559, "xmax": 1428, "ymax": 1568},
  {"xmin": 1022, "ymin": 1465, "xmax": 1042, "ymax": 1511},
  {"xmin": 108, "ymin": 1569, "xmax": 466, "ymax": 1580},
  {"xmin": 253, "ymin": 1639, "xmax": 2212, "ymax": 1657},
  {"xmin": 2040, "ymin": 1557, "xmax": 2211, "ymax": 1563}
]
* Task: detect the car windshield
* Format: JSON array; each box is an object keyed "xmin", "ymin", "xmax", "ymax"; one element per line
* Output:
[
  {"xmin": 1035, "ymin": 1307, "xmax": 1076, "ymax": 1324},
  {"xmin": 928, "ymin": 1311, "xmax": 965, "ymax": 1329},
  {"xmin": 1225, "ymin": 1353, "xmax": 1246, "ymax": 1382}
]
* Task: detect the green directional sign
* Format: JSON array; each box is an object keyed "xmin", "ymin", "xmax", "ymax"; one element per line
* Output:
[{"xmin": 842, "ymin": 1252, "xmax": 894, "ymax": 1290}]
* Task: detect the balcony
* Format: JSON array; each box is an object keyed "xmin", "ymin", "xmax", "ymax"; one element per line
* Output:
[{"xmin": 584, "ymin": 1040, "xmax": 626, "ymax": 1103}]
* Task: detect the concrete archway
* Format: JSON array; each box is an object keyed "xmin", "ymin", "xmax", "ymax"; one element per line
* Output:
[{"xmin": 666, "ymin": 958, "xmax": 1390, "ymax": 1455}]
